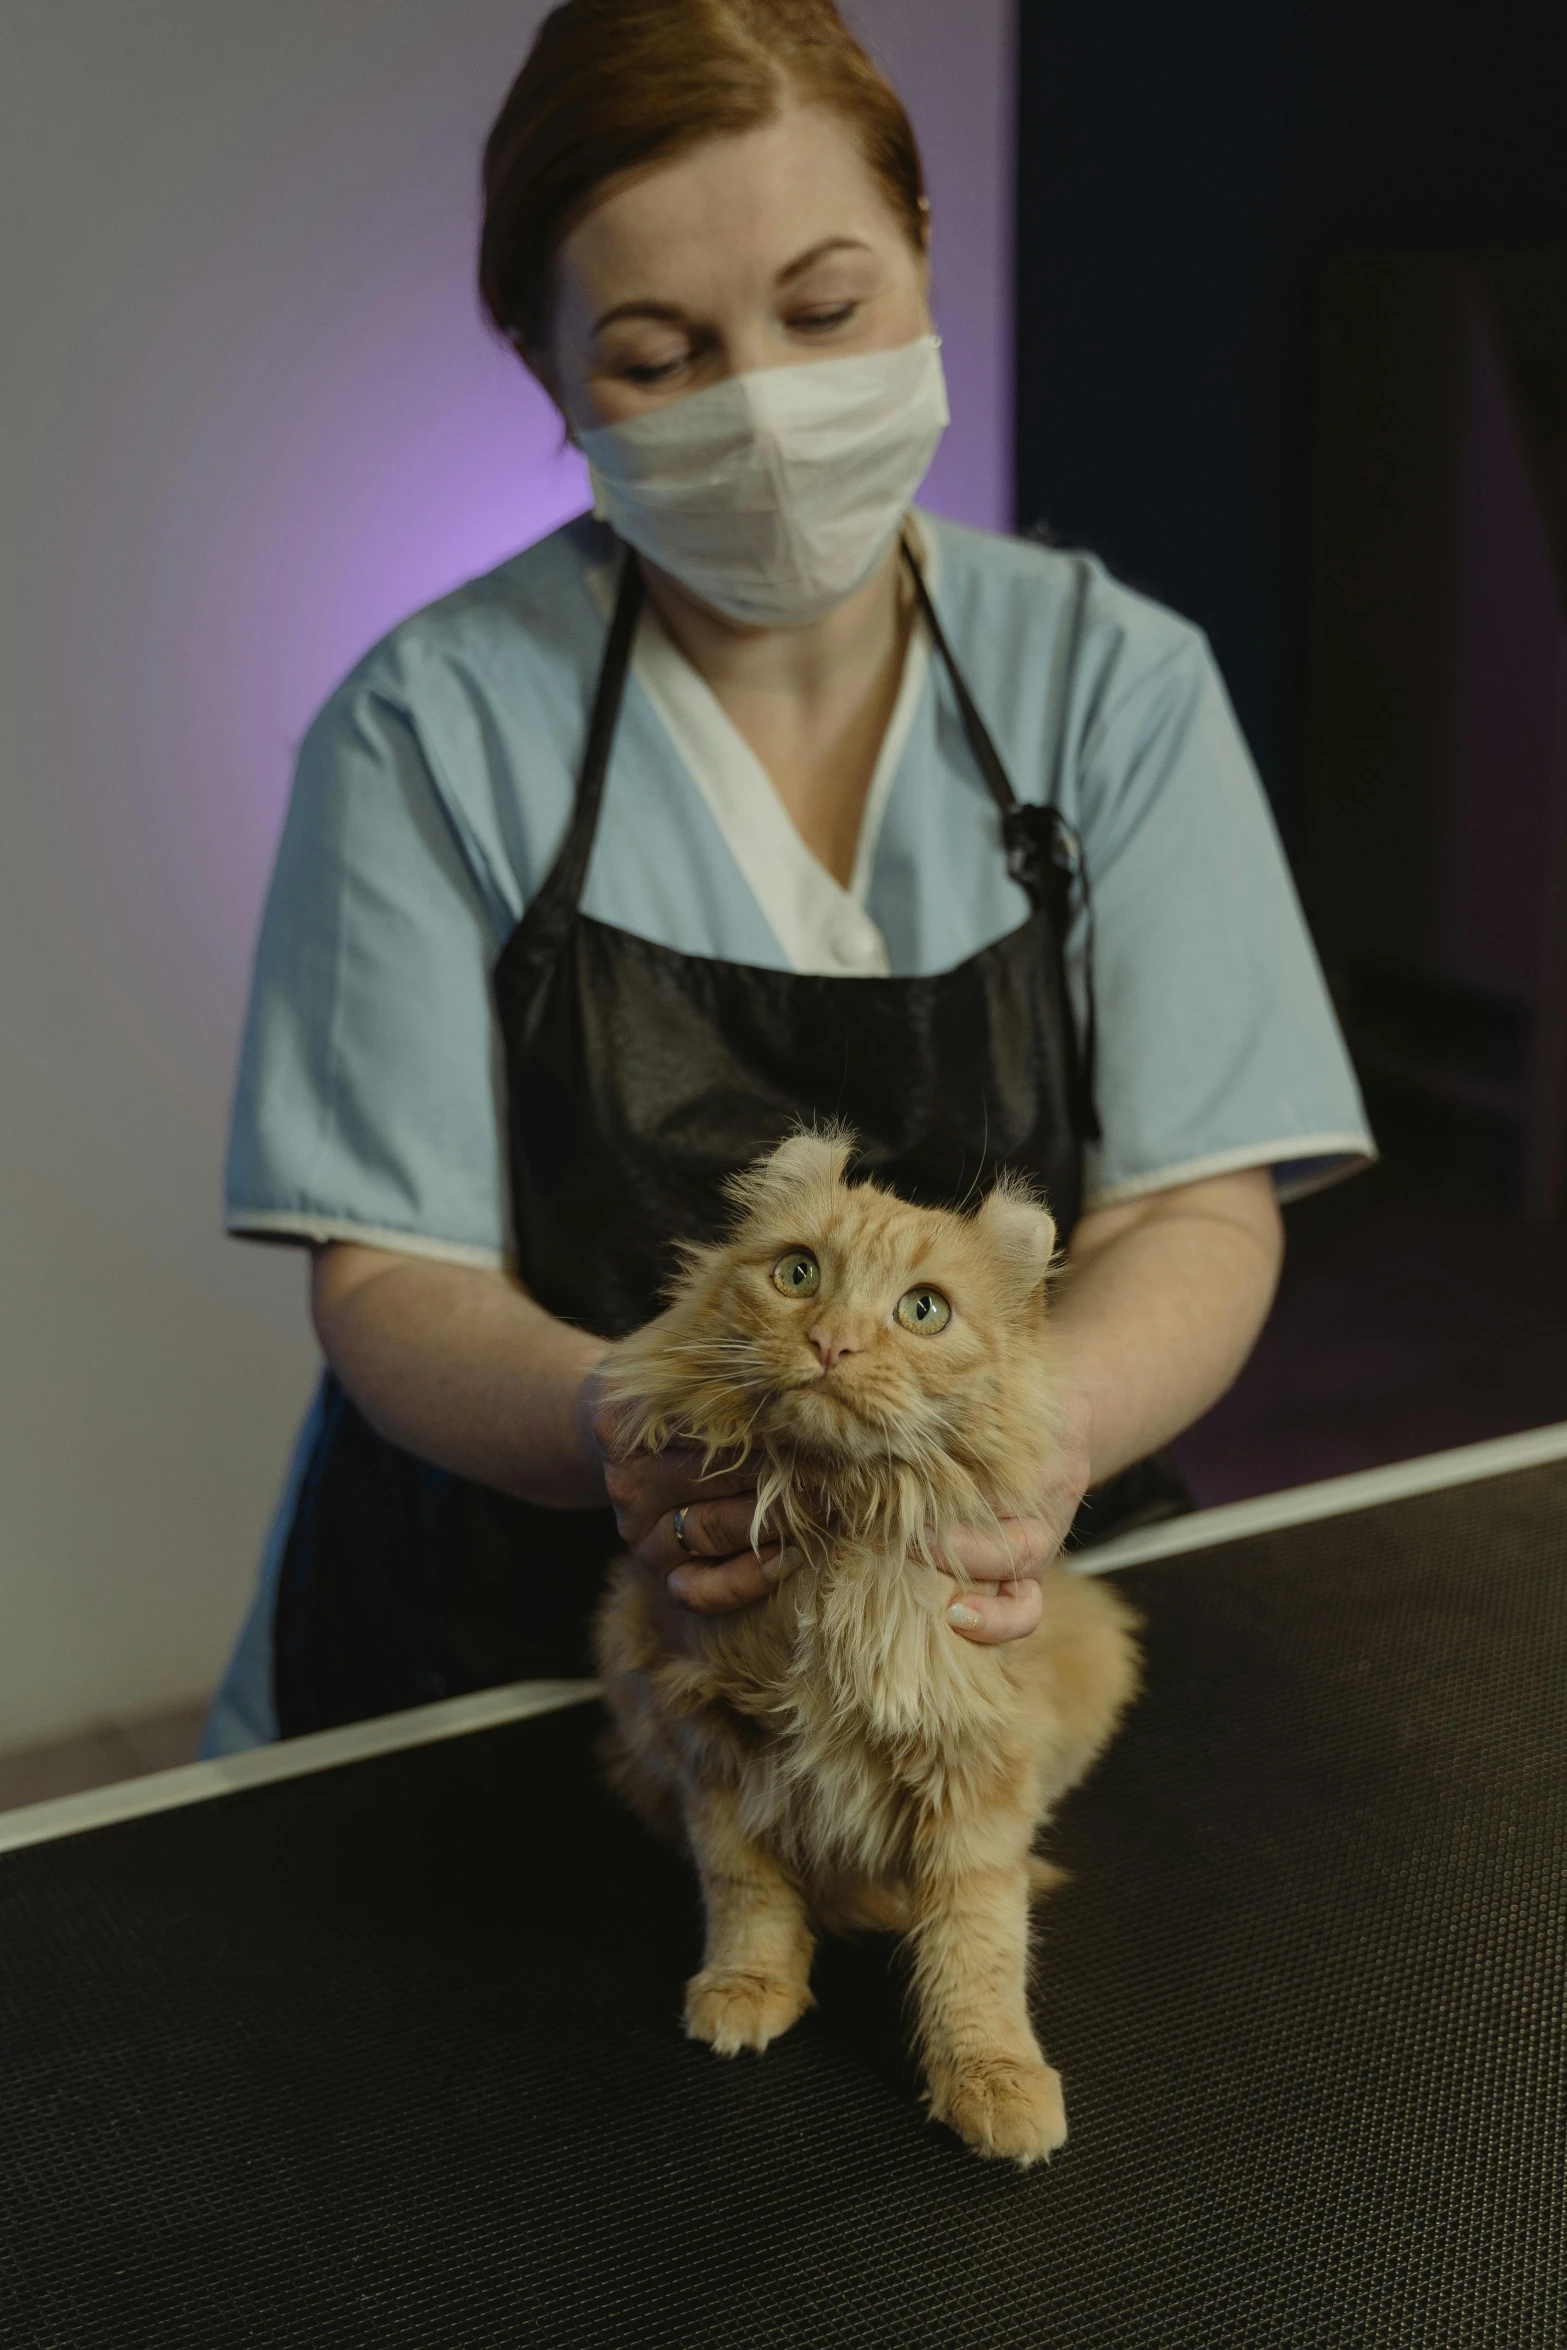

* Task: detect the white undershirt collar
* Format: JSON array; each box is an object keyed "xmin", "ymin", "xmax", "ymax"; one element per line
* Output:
[{"xmin": 586, "ymin": 513, "xmax": 940, "ymax": 977}]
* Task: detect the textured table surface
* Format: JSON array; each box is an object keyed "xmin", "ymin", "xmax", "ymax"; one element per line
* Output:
[{"xmin": 4, "ymin": 1460, "xmax": 1564, "ymax": 2349}]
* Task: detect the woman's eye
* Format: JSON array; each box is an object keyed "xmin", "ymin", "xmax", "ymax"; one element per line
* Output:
[
  {"xmin": 895, "ymin": 1287, "xmax": 951, "ymax": 1334},
  {"xmin": 622, "ymin": 355, "xmax": 688, "ymax": 386},
  {"xmin": 790, "ymin": 303, "xmax": 858, "ymax": 334},
  {"xmin": 772, "ymin": 1250, "xmax": 820, "ymax": 1299}
]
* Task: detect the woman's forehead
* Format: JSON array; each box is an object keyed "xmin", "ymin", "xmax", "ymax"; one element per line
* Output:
[{"xmin": 558, "ymin": 106, "xmax": 908, "ymax": 311}]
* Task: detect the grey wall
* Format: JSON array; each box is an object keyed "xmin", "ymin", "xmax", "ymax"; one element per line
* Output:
[{"xmin": 0, "ymin": 0, "xmax": 1015, "ymax": 1750}]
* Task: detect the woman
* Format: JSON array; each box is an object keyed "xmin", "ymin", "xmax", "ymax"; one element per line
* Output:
[{"xmin": 207, "ymin": 0, "xmax": 1371, "ymax": 1752}]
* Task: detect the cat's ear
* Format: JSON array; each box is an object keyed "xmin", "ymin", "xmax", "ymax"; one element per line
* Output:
[
  {"xmin": 975, "ymin": 1178, "xmax": 1057, "ymax": 1301},
  {"xmin": 728, "ymin": 1126, "xmax": 855, "ymax": 1217}
]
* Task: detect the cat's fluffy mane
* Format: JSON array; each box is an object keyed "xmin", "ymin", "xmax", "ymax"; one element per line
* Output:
[{"xmin": 602, "ymin": 1128, "xmax": 1064, "ymax": 1573}]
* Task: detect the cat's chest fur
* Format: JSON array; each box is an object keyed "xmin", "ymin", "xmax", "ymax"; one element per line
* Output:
[{"xmin": 696, "ymin": 1546, "xmax": 1023, "ymax": 1880}]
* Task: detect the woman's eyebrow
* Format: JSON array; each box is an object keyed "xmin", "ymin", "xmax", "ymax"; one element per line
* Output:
[
  {"xmin": 591, "ymin": 298, "xmax": 689, "ymax": 337},
  {"xmin": 776, "ymin": 236, "xmax": 873, "ymax": 285}
]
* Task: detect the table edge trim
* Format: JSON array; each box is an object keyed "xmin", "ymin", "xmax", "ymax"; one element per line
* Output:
[
  {"xmin": 0, "ymin": 1679, "xmax": 602, "ymax": 1857},
  {"xmin": 1072, "ymin": 1418, "xmax": 1567, "ymax": 1577},
  {"xmin": 9, "ymin": 1421, "xmax": 1566, "ymax": 1856}
]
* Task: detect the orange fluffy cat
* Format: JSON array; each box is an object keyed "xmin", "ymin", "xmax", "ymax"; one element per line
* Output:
[{"xmin": 593, "ymin": 1131, "xmax": 1140, "ymax": 2165}]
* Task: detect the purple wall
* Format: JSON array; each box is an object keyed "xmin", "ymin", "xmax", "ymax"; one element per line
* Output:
[
  {"xmin": 0, "ymin": 0, "xmax": 1016, "ymax": 1744},
  {"xmin": 850, "ymin": 1, "xmax": 1016, "ymax": 532}
]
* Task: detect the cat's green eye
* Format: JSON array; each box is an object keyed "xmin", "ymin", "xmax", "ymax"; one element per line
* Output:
[
  {"xmin": 772, "ymin": 1249, "xmax": 820, "ymax": 1299},
  {"xmin": 895, "ymin": 1286, "xmax": 952, "ymax": 1335}
]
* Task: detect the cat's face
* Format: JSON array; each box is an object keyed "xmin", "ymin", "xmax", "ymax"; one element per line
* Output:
[{"xmin": 693, "ymin": 1133, "xmax": 1057, "ymax": 1470}]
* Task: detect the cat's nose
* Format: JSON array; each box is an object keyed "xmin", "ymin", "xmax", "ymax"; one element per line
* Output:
[{"xmin": 808, "ymin": 1326, "xmax": 858, "ymax": 1371}]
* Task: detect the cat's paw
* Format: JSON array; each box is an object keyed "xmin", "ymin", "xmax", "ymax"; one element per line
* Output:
[
  {"xmin": 684, "ymin": 1967, "xmax": 812, "ymax": 2055},
  {"xmin": 929, "ymin": 2053, "xmax": 1068, "ymax": 2166}
]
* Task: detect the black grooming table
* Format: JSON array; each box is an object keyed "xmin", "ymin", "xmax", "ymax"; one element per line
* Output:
[{"xmin": 3, "ymin": 1448, "xmax": 1564, "ymax": 2349}]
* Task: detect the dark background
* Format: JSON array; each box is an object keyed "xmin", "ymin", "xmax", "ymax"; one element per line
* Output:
[
  {"xmin": 1014, "ymin": 0, "xmax": 1567, "ymax": 1499},
  {"xmin": 1014, "ymin": 0, "xmax": 1567, "ymax": 848}
]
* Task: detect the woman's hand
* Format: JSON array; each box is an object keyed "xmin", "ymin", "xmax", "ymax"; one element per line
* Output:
[
  {"xmin": 583, "ymin": 1362, "xmax": 1091, "ymax": 1640},
  {"xmin": 582, "ymin": 1367, "xmax": 788, "ymax": 1612},
  {"xmin": 937, "ymin": 1167, "xmax": 1285, "ymax": 1645},
  {"xmin": 940, "ymin": 1389, "xmax": 1094, "ymax": 1647}
]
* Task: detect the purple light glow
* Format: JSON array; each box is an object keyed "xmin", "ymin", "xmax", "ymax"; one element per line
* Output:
[{"xmin": 55, "ymin": 225, "xmax": 589, "ymax": 1102}]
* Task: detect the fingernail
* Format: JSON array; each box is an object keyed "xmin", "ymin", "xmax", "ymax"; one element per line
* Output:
[
  {"xmin": 761, "ymin": 1545, "xmax": 803, "ymax": 1584},
  {"xmin": 947, "ymin": 1602, "xmax": 982, "ymax": 1630},
  {"xmin": 667, "ymin": 1572, "xmax": 688, "ymax": 1603}
]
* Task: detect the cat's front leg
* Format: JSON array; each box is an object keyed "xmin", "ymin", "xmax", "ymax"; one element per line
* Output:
[
  {"xmin": 910, "ymin": 1858, "xmax": 1067, "ymax": 2166},
  {"xmin": 683, "ymin": 1785, "xmax": 816, "ymax": 2056}
]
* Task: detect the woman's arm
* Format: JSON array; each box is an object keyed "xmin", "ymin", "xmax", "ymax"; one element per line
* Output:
[
  {"xmin": 311, "ymin": 1245, "xmax": 611, "ymax": 1509},
  {"xmin": 310, "ymin": 1246, "xmax": 779, "ymax": 1574},
  {"xmin": 1051, "ymin": 1162, "xmax": 1285, "ymax": 1482}
]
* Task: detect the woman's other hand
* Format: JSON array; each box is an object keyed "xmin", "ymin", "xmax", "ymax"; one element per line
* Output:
[
  {"xmin": 940, "ymin": 1166, "xmax": 1284, "ymax": 1646},
  {"xmin": 940, "ymin": 1388, "xmax": 1093, "ymax": 1646},
  {"xmin": 581, "ymin": 1365, "xmax": 788, "ymax": 1613}
]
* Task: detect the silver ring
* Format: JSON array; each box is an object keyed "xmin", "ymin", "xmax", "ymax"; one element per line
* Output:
[{"xmin": 672, "ymin": 1506, "xmax": 694, "ymax": 1554}]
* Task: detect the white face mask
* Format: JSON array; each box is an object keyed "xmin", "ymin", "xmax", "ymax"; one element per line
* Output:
[{"xmin": 577, "ymin": 335, "xmax": 949, "ymax": 628}]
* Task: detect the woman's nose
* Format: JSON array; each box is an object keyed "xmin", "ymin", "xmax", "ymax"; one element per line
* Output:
[{"xmin": 808, "ymin": 1325, "xmax": 859, "ymax": 1371}]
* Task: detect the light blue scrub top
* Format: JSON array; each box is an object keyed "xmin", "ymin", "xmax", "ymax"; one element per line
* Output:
[{"xmin": 206, "ymin": 509, "xmax": 1373, "ymax": 1754}]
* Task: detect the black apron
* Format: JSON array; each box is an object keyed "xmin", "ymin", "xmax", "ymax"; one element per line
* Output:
[{"xmin": 273, "ymin": 543, "xmax": 1183, "ymax": 1739}]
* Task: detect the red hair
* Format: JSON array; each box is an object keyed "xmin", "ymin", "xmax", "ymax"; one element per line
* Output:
[{"xmin": 479, "ymin": 0, "xmax": 928, "ymax": 353}]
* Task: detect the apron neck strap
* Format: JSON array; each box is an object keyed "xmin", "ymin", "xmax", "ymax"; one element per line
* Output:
[
  {"xmin": 901, "ymin": 536, "xmax": 1082, "ymax": 903},
  {"xmin": 902, "ymin": 535, "xmax": 1100, "ymax": 1140},
  {"xmin": 530, "ymin": 548, "xmax": 645, "ymax": 927},
  {"xmin": 557, "ymin": 538, "xmax": 1071, "ymax": 918},
  {"xmin": 531, "ymin": 532, "xmax": 1099, "ymax": 1145},
  {"xmin": 901, "ymin": 536, "xmax": 1018, "ymax": 824}
]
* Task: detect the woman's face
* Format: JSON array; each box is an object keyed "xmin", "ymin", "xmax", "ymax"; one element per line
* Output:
[{"xmin": 540, "ymin": 105, "xmax": 932, "ymax": 435}]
